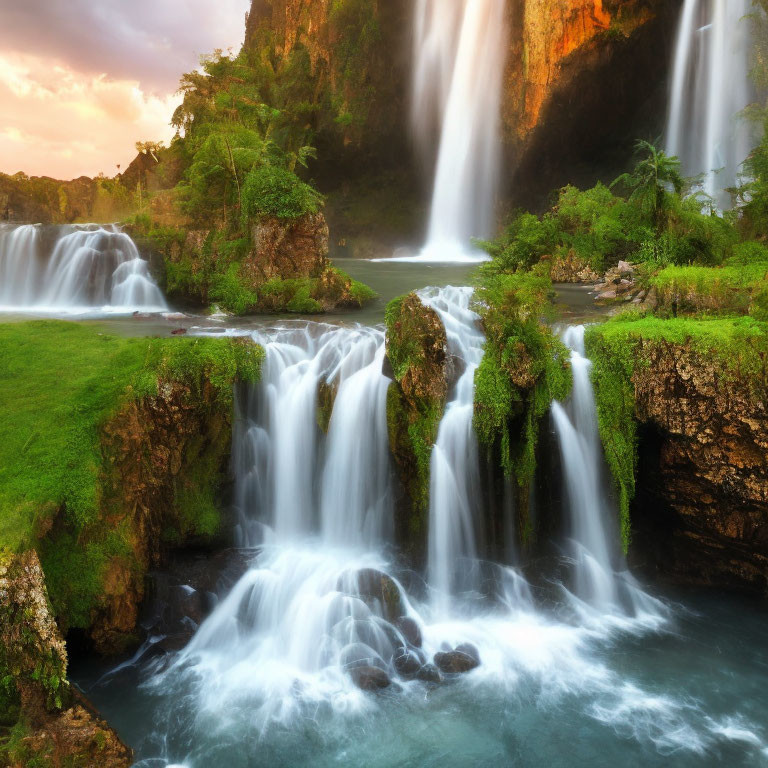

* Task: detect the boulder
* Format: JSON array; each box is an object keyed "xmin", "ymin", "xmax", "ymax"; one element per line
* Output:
[
  {"xmin": 395, "ymin": 616, "xmax": 423, "ymax": 648},
  {"xmin": 349, "ymin": 665, "xmax": 391, "ymax": 691},
  {"xmin": 433, "ymin": 650, "xmax": 480, "ymax": 674},
  {"xmin": 393, "ymin": 649, "xmax": 423, "ymax": 678},
  {"xmin": 415, "ymin": 663, "xmax": 443, "ymax": 684},
  {"xmin": 353, "ymin": 569, "xmax": 405, "ymax": 623}
]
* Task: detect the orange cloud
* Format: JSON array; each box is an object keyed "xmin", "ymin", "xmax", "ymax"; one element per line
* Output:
[{"xmin": 0, "ymin": 53, "xmax": 181, "ymax": 179}]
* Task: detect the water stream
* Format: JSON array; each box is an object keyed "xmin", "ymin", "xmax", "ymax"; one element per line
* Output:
[
  {"xmin": 666, "ymin": 0, "xmax": 757, "ymax": 208},
  {"xmin": 73, "ymin": 302, "xmax": 768, "ymax": 768},
  {"xmin": 0, "ymin": 223, "xmax": 166, "ymax": 313},
  {"xmin": 388, "ymin": 0, "xmax": 508, "ymax": 262}
]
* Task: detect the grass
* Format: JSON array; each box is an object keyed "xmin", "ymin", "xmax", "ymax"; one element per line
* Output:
[{"xmin": 0, "ymin": 321, "xmax": 261, "ymax": 554}]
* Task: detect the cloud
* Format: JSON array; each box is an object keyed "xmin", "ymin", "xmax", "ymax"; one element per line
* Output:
[
  {"xmin": 0, "ymin": 0, "xmax": 251, "ymax": 178},
  {"xmin": 0, "ymin": 53, "xmax": 181, "ymax": 179},
  {"xmin": 0, "ymin": 0, "xmax": 251, "ymax": 93}
]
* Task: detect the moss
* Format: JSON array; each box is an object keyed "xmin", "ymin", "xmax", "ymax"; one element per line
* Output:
[
  {"xmin": 585, "ymin": 313, "xmax": 768, "ymax": 552},
  {"xmin": 385, "ymin": 294, "xmax": 448, "ymax": 543},
  {"xmin": 0, "ymin": 322, "xmax": 263, "ymax": 632},
  {"xmin": 471, "ymin": 270, "xmax": 572, "ymax": 543}
]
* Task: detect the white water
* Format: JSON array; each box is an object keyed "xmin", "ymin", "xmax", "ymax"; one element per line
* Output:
[
  {"xmin": 666, "ymin": 0, "xmax": 757, "ymax": 209},
  {"xmin": 0, "ymin": 223, "xmax": 166, "ymax": 313},
  {"xmin": 388, "ymin": 0, "xmax": 507, "ymax": 263},
  {"xmin": 551, "ymin": 326, "xmax": 663, "ymax": 620},
  {"xmin": 128, "ymin": 308, "xmax": 768, "ymax": 765},
  {"xmin": 418, "ymin": 286, "xmax": 485, "ymax": 614}
]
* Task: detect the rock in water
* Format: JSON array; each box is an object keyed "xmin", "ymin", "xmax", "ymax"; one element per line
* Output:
[
  {"xmin": 395, "ymin": 616, "xmax": 423, "ymax": 648},
  {"xmin": 393, "ymin": 650, "xmax": 423, "ymax": 678},
  {"xmin": 415, "ymin": 663, "xmax": 443, "ymax": 684},
  {"xmin": 349, "ymin": 666, "xmax": 391, "ymax": 691},
  {"xmin": 434, "ymin": 649, "xmax": 480, "ymax": 674}
]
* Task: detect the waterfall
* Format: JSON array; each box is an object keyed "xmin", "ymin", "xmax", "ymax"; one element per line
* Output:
[
  {"xmin": 232, "ymin": 323, "xmax": 393, "ymax": 549},
  {"xmin": 0, "ymin": 224, "xmax": 166, "ymax": 313},
  {"xmin": 666, "ymin": 0, "xmax": 757, "ymax": 209},
  {"xmin": 0, "ymin": 224, "xmax": 41, "ymax": 306},
  {"xmin": 397, "ymin": 0, "xmax": 507, "ymax": 262},
  {"xmin": 168, "ymin": 322, "xmax": 409, "ymax": 721},
  {"xmin": 418, "ymin": 287, "xmax": 485, "ymax": 614},
  {"xmin": 551, "ymin": 326, "xmax": 666, "ymax": 618}
]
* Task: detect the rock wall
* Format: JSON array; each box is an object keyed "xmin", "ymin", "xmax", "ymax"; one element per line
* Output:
[
  {"xmin": 504, "ymin": 0, "xmax": 679, "ymax": 204},
  {"xmin": 629, "ymin": 342, "xmax": 768, "ymax": 594},
  {"xmin": 0, "ymin": 551, "xmax": 132, "ymax": 767},
  {"xmin": 385, "ymin": 293, "xmax": 448, "ymax": 560}
]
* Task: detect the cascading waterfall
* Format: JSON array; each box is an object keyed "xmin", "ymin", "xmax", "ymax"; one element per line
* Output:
[
  {"xmin": 418, "ymin": 286, "xmax": 485, "ymax": 614},
  {"xmin": 398, "ymin": 0, "xmax": 507, "ymax": 262},
  {"xmin": 666, "ymin": 0, "xmax": 757, "ymax": 208},
  {"xmin": 551, "ymin": 326, "xmax": 664, "ymax": 619},
  {"xmin": 0, "ymin": 224, "xmax": 41, "ymax": 306},
  {"xmin": 105, "ymin": 309, "xmax": 768, "ymax": 765},
  {"xmin": 0, "ymin": 223, "xmax": 166, "ymax": 313}
]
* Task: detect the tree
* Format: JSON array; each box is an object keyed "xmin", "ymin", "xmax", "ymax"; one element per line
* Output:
[{"xmin": 612, "ymin": 140, "xmax": 684, "ymax": 232}]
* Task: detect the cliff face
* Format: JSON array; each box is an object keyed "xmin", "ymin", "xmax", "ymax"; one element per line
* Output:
[
  {"xmin": 244, "ymin": 0, "xmax": 677, "ymax": 205},
  {"xmin": 631, "ymin": 342, "xmax": 768, "ymax": 594},
  {"xmin": 504, "ymin": 0, "xmax": 678, "ymax": 203},
  {"xmin": 245, "ymin": 0, "xmax": 411, "ymax": 177}
]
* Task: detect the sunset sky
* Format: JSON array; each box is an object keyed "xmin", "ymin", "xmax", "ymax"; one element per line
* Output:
[{"xmin": 0, "ymin": 0, "xmax": 250, "ymax": 180}]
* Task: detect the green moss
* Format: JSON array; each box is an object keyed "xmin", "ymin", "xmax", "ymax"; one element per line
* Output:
[
  {"xmin": 585, "ymin": 313, "xmax": 768, "ymax": 552},
  {"xmin": 0, "ymin": 322, "xmax": 262, "ymax": 629}
]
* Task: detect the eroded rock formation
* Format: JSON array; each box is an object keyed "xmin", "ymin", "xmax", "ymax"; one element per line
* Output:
[
  {"xmin": 0, "ymin": 551, "xmax": 132, "ymax": 767},
  {"xmin": 630, "ymin": 342, "xmax": 768, "ymax": 593}
]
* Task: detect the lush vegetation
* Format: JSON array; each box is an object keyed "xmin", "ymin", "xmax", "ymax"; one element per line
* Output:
[
  {"xmin": 470, "ymin": 264, "xmax": 572, "ymax": 543},
  {"xmin": 585, "ymin": 314, "xmax": 768, "ymax": 551},
  {"xmin": 0, "ymin": 322, "xmax": 262, "ymax": 629}
]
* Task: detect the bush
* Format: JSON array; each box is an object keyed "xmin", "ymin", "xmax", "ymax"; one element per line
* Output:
[{"xmin": 242, "ymin": 165, "xmax": 323, "ymax": 221}]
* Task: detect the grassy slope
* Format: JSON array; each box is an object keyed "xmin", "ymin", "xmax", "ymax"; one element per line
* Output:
[{"xmin": 0, "ymin": 321, "xmax": 260, "ymax": 553}]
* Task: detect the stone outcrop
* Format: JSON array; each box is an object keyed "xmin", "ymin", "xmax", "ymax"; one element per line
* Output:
[
  {"xmin": 0, "ymin": 551, "xmax": 131, "ymax": 767},
  {"xmin": 505, "ymin": 0, "xmax": 678, "ymax": 203},
  {"xmin": 245, "ymin": 213, "xmax": 330, "ymax": 283},
  {"xmin": 629, "ymin": 342, "xmax": 768, "ymax": 594},
  {"xmin": 385, "ymin": 293, "xmax": 448, "ymax": 558}
]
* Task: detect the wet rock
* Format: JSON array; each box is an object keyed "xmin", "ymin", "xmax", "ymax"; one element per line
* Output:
[
  {"xmin": 415, "ymin": 663, "xmax": 443, "ymax": 684},
  {"xmin": 395, "ymin": 616, "xmax": 423, "ymax": 648},
  {"xmin": 350, "ymin": 665, "xmax": 391, "ymax": 691},
  {"xmin": 170, "ymin": 327, "xmax": 187, "ymax": 335},
  {"xmin": 617, "ymin": 260, "xmax": 634, "ymax": 275},
  {"xmin": 597, "ymin": 290, "xmax": 617, "ymax": 301},
  {"xmin": 393, "ymin": 649, "xmax": 423, "ymax": 678},
  {"xmin": 454, "ymin": 643, "xmax": 480, "ymax": 665},
  {"xmin": 354, "ymin": 569, "xmax": 405, "ymax": 623},
  {"xmin": 434, "ymin": 650, "xmax": 480, "ymax": 674}
]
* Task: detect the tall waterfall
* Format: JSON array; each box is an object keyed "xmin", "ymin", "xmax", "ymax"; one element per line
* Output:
[
  {"xmin": 419, "ymin": 287, "xmax": 485, "ymax": 613},
  {"xmin": 666, "ymin": 0, "xmax": 756, "ymax": 209},
  {"xmin": 0, "ymin": 224, "xmax": 166, "ymax": 313},
  {"xmin": 409, "ymin": 0, "xmax": 508, "ymax": 262}
]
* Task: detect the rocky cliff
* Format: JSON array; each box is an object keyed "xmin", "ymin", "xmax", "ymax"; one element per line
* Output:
[
  {"xmin": 632, "ymin": 341, "xmax": 768, "ymax": 594},
  {"xmin": 587, "ymin": 319, "xmax": 768, "ymax": 595},
  {"xmin": 504, "ymin": 0, "xmax": 679, "ymax": 204},
  {"xmin": 244, "ymin": 0, "xmax": 678, "ymax": 208}
]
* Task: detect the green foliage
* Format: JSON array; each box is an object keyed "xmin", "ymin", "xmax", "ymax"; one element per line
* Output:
[
  {"xmin": 585, "ymin": 313, "xmax": 768, "ymax": 551},
  {"xmin": 473, "ymin": 270, "xmax": 572, "ymax": 486},
  {"xmin": 241, "ymin": 164, "xmax": 322, "ymax": 221},
  {"xmin": 0, "ymin": 321, "xmax": 261, "ymax": 554},
  {"xmin": 611, "ymin": 140, "xmax": 684, "ymax": 232},
  {"xmin": 210, "ymin": 263, "xmax": 259, "ymax": 315}
]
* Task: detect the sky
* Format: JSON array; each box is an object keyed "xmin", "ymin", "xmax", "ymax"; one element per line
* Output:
[{"xmin": 0, "ymin": 0, "xmax": 251, "ymax": 179}]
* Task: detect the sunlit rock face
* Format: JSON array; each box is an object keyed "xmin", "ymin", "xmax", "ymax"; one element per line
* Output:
[
  {"xmin": 504, "ymin": 0, "xmax": 680, "ymax": 204},
  {"xmin": 245, "ymin": 0, "xmax": 678, "ymax": 207}
]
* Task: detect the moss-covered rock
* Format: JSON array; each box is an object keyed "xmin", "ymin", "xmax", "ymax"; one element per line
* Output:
[
  {"xmin": 586, "ymin": 314, "xmax": 768, "ymax": 590},
  {"xmin": 0, "ymin": 551, "xmax": 132, "ymax": 767},
  {"xmin": 472, "ymin": 271, "xmax": 572, "ymax": 548},
  {"xmin": 385, "ymin": 293, "xmax": 448, "ymax": 558}
]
